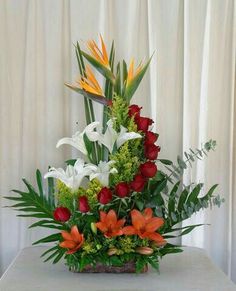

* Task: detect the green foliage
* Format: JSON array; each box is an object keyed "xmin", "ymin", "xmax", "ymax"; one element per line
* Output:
[
  {"xmin": 159, "ymin": 140, "xmax": 217, "ymax": 182},
  {"xmin": 56, "ymin": 181, "xmax": 79, "ymax": 211}
]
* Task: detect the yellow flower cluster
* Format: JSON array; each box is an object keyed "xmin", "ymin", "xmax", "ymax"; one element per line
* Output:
[
  {"xmin": 83, "ymin": 179, "xmax": 103, "ymax": 208},
  {"xmin": 118, "ymin": 237, "xmax": 136, "ymax": 254},
  {"xmin": 110, "ymin": 142, "xmax": 141, "ymax": 185},
  {"xmin": 56, "ymin": 179, "xmax": 102, "ymax": 211},
  {"xmin": 56, "ymin": 181, "xmax": 79, "ymax": 210}
]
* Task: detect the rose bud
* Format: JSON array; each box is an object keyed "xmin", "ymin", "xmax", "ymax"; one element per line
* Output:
[
  {"xmin": 145, "ymin": 131, "xmax": 158, "ymax": 145},
  {"xmin": 97, "ymin": 187, "xmax": 113, "ymax": 204},
  {"xmin": 145, "ymin": 144, "xmax": 161, "ymax": 160},
  {"xmin": 128, "ymin": 104, "xmax": 142, "ymax": 118},
  {"xmin": 140, "ymin": 161, "xmax": 157, "ymax": 178},
  {"xmin": 115, "ymin": 182, "xmax": 130, "ymax": 198},
  {"xmin": 78, "ymin": 196, "xmax": 90, "ymax": 213},
  {"xmin": 151, "ymin": 240, "xmax": 167, "ymax": 248},
  {"xmin": 53, "ymin": 207, "xmax": 71, "ymax": 222},
  {"xmin": 136, "ymin": 116, "xmax": 153, "ymax": 132},
  {"xmin": 136, "ymin": 246, "xmax": 154, "ymax": 255},
  {"xmin": 107, "ymin": 247, "xmax": 118, "ymax": 256},
  {"xmin": 130, "ymin": 174, "xmax": 146, "ymax": 192}
]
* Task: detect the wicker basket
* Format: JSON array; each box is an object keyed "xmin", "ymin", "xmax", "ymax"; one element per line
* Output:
[{"xmin": 69, "ymin": 261, "xmax": 148, "ymax": 273}]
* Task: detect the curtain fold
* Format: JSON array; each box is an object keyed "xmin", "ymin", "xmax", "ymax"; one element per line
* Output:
[{"xmin": 0, "ymin": 0, "xmax": 235, "ymax": 282}]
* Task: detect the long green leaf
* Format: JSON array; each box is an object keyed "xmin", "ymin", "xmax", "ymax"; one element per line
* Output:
[
  {"xmin": 33, "ymin": 233, "xmax": 61, "ymax": 245},
  {"xmin": 36, "ymin": 169, "xmax": 44, "ymax": 198}
]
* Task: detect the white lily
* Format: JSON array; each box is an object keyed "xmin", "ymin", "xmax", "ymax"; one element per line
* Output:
[
  {"xmin": 44, "ymin": 158, "xmax": 95, "ymax": 190},
  {"xmin": 89, "ymin": 160, "xmax": 118, "ymax": 186},
  {"xmin": 98, "ymin": 119, "xmax": 142, "ymax": 153},
  {"xmin": 56, "ymin": 121, "xmax": 100, "ymax": 155}
]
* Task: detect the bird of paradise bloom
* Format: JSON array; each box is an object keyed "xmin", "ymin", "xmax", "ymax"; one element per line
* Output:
[
  {"xmin": 65, "ymin": 65, "xmax": 104, "ymax": 97},
  {"xmin": 59, "ymin": 225, "xmax": 84, "ymax": 254},
  {"xmin": 79, "ymin": 66, "xmax": 104, "ymax": 96},
  {"xmin": 126, "ymin": 59, "xmax": 143, "ymax": 87},
  {"xmin": 95, "ymin": 209, "xmax": 126, "ymax": 238},
  {"xmin": 123, "ymin": 208, "xmax": 166, "ymax": 246},
  {"xmin": 87, "ymin": 35, "xmax": 109, "ymax": 68}
]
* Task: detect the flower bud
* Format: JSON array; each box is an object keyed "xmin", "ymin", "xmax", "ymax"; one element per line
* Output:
[
  {"xmin": 144, "ymin": 144, "xmax": 160, "ymax": 160},
  {"xmin": 130, "ymin": 174, "xmax": 146, "ymax": 192},
  {"xmin": 140, "ymin": 161, "xmax": 157, "ymax": 178},
  {"xmin": 135, "ymin": 116, "xmax": 153, "ymax": 132},
  {"xmin": 107, "ymin": 247, "xmax": 118, "ymax": 256},
  {"xmin": 136, "ymin": 246, "xmax": 154, "ymax": 255},
  {"xmin": 53, "ymin": 207, "xmax": 71, "ymax": 222},
  {"xmin": 97, "ymin": 187, "xmax": 113, "ymax": 204},
  {"xmin": 78, "ymin": 196, "xmax": 90, "ymax": 213},
  {"xmin": 115, "ymin": 182, "xmax": 130, "ymax": 198},
  {"xmin": 91, "ymin": 222, "xmax": 97, "ymax": 234}
]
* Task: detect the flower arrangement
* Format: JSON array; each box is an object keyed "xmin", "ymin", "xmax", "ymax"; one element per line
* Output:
[{"xmin": 5, "ymin": 36, "xmax": 224, "ymax": 273}]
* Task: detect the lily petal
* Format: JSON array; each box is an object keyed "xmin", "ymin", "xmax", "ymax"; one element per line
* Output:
[
  {"xmin": 145, "ymin": 217, "xmax": 164, "ymax": 233},
  {"xmin": 131, "ymin": 209, "xmax": 146, "ymax": 231}
]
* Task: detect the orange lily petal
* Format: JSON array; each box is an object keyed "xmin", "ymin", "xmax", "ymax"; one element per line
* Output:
[
  {"xmin": 100, "ymin": 211, "xmax": 107, "ymax": 223},
  {"xmin": 71, "ymin": 225, "xmax": 82, "ymax": 243},
  {"xmin": 145, "ymin": 217, "xmax": 164, "ymax": 233},
  {"xmin": 131, "ymin": 209, "xmax": 145, "ymax": 231},
  {"xmin": 143, "ymin": 232, "xmax": 165, "ymax": 243},
  {"xmin": 59, "ymin": 240, "xmax": 77, "ymax": 249},
  {"xmin": 143, "ymin": 208, "xmax": 153, "ymax": 221},
  {"xmin": 106, "ymin": 209, "xmax": 117, "ymax": 227},
  {"xmin": 116, "ymin": 218, "xmax": 126, "ymax": 229},
  {"xmin": 122, "ymin": 226, "xmax": 137, "ymax": 235},
  {"xmin": 61, "ymin": 231, "xmax": 73, "ymax": 241},
  {"xmin": 95, "ymin": 222, "xmax": 108, "ymax": 233}
]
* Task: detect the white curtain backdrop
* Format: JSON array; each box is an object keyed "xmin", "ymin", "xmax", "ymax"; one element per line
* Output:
[{"xmin": 0, "ymin": 0, "xmax": 235, "ymax": 282}]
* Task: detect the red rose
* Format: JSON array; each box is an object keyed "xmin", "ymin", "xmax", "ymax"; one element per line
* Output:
[
  {"xmin": 78, "ymin": 196, "xmax": 90, "ymax": 213},
  {"xmin": 136, "ymin": 116, "xmax": 153, "ymax": 132},
  {"xmin": 145, "ymin": 131, "xmax": 158, "ymax": 145},
  {"xmin": 115, "ymin": 182, "xmax": 130, "ymax": 198},
  {"xmin": 130, "ymin": 174, "xmax": 146, "ymax": 192},
  {"xmin": 145, "ymin": 144, "xmax": 160, "ymax": 160},
  {"xmin": 128, "ymin": 104, "xmax": 142, "ymax": 118},
  {"xmin": 140, "ymin": 161, "xmax": 157, "ymax": 178},
  {"xmin": 53, "ymin": 207, "xmax": 71, "ymax": 222},
  {"xmin": 97, "ymin": 187, "xmax": 113, "ymax": 204}
]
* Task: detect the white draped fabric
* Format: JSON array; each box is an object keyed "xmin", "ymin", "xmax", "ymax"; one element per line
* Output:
[{"xmin": 0, "ymin": 0, "xmax": 235, "ymax": 282}]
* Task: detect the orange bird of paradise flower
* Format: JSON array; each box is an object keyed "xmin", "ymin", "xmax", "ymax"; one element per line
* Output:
[
  {"xmin": 87, "ymin": 35, "xmax": 109, "ymax": 68},
  {"xmin": 79, "ymin": 65, "xmax": 104, "ymax": 96},
  {"xmin": 95, "ymin": 209, "xmax": 126, "ymax": 238},
  {"xmin": 126, "ymin": 59, "xmax": 143, "ymax": 87},
  {"xmin": 59, "ymin": 225, "xmax": 84, "ymax": 254},
  {"xmin": 123, "ymin": 208, "xmax": 166, "ymax": 246}
]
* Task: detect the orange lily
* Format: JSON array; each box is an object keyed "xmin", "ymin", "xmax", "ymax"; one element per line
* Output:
[
  {"xmin": 126, "ymin": 59, "xmax": 143, "ymax": 87},
  {"xmin": 123, "ymin": 208, "xmax": 166, "ymax": 245},
  {"xmin": 87, "ymin": 35, "xmax": 109, "ymax": 68},
  {"xmin": 59, "ymin": 225, "xmax": 84, "ymax": 254},
  {"xmin": 95, "ymin": 209, "xmax": 125, "ymax": 238}
]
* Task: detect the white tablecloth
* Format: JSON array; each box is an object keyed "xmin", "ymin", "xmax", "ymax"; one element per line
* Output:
[{"xmin": 0, "ymin": 246, "xmax": 235, "ymax": 291}]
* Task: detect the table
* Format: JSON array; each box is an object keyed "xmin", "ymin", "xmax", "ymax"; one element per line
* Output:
[{"xmin": 0, "ymin": 246, "xmax": 235, "ymax": 291}]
